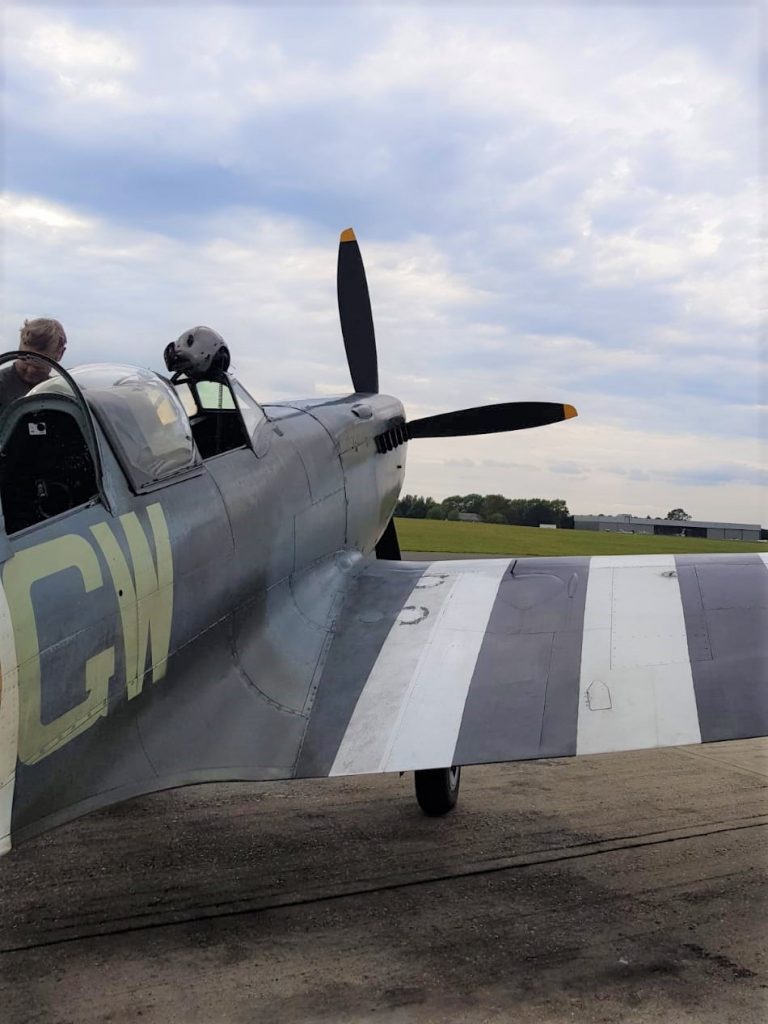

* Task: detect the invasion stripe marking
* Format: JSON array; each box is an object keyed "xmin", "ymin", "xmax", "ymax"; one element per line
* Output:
[
  {"xmin": 295, "ymin": 562, "xmax": 426, "ymax": 778},
  {"xmin": 677, "ymin": 553, "xmax": 768, "ymax": 742},
  {"xmin": 453, "ymin": 557, "xmax": 590, "ymax": 765},
  {"xmin": 330, "ymin": 560, "xmax": 509, "ymax": 775},
  {"xmin": 381, "ymin": 560, "xmax": 511, "ymax": 772},
  {"xmin": 576, "ymin": 555, "xmax": 701, "ymax": 755}
]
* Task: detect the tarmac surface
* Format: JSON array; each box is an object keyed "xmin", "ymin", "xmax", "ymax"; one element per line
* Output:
[{"xmin": 0, "ymin": 739, "xmax": 766, "ymax": 1024}]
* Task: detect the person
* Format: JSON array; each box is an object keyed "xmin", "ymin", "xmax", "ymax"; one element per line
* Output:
[{"xmin": 0, "ymin": 318, "xmax": 67, "ymax": 412}]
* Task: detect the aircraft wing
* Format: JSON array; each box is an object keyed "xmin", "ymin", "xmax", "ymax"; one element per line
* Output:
[{"xmin": 296, "ymin": 553, "xmax": 768, "ymax": 777}]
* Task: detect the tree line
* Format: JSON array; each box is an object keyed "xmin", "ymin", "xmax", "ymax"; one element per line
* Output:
[
  {"xmin": 395, "ymin": 494, "xmax": 572, "ymax": 528},
  {"xmin": 394, "ymin": 496, "xmax": 696, "ymax": 528}
]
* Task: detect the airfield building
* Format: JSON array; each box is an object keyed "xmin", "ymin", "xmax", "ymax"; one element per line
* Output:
[{"xmin": 572, "ymin": 515, "xmax": 761, "ymax": 542}]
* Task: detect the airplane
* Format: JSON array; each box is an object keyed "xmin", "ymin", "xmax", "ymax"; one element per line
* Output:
[{"xmin": 0, "ymin": 228, "xmax": 766, "ymax": 858}]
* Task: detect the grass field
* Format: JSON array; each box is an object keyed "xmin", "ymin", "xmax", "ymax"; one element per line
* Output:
[{"xmin": 395, "ymin": 517, "xmax": 767, "ymax": 557}]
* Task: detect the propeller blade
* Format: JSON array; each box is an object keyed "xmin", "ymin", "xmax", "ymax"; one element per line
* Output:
[
  {"xmin": 407, "ymin": 402, "xmax": 577, "ymax": 439},
  {"xmin": 337, "ymin": 228, "xmax": 378, "ymax": 394}
]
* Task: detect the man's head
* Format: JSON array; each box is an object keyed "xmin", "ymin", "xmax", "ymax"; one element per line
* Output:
[{"xmin": 16, "ymin": 318, "xmax": 67, "ymax": 385}]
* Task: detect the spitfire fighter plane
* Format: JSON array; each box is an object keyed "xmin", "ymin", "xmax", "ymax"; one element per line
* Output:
[{"xmin": 0, "ymin": 229, "xmax": 766, "ymax": 856}]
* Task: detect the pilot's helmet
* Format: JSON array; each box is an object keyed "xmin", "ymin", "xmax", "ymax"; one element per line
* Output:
[{"xmin": 164, "ymin": 326, "xmax": 230, "ymax": 378}]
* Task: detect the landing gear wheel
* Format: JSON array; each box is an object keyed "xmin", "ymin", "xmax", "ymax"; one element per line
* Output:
[{"xmin": 414, "ymin": 766, "xmax": 461, "ymax": 816}]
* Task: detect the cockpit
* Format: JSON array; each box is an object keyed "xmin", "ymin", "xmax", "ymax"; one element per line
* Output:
[
  {"xmin": 172, "ymin": 376, "xmax": 266, "ymax": 460},
  {"xmin": 0, "ymin": 381, "xmax": 99, "ymax": 534},
  {"xmin": 0, "ymin": 352, "xmax": 267, "ymax": 537}
]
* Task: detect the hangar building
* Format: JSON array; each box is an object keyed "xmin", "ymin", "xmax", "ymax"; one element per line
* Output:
[{"xmin": 573, "ymin": 514, "xmax": 761, "ymax": 542}]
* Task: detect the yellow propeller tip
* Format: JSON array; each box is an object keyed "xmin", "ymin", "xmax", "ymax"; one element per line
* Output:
[
  {"xmin": 340, "ymin": 227, "xmax": 356, "ymax": 243},
  {"xmin": 564, "ymin": 404, "xmax": 578, "ymax": 419}
]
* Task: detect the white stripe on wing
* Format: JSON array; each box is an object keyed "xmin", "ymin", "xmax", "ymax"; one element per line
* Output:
[
  {"xmin": 576, "ymin": 554, "xmax": 701, "ymax": 755},
  {"xmin": 330, "ymin": 559, "xmax": 508, "ymax": 775}
]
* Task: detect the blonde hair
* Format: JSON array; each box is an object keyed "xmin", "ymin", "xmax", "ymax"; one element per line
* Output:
[{"xmin": 19, "ymin": 318, "xmax": 67, "ymax": 353}]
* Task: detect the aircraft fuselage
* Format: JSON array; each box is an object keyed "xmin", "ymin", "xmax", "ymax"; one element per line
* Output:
[{"xmin": 0, "ymin": 376, "xmax": 406, "ymax": 849}]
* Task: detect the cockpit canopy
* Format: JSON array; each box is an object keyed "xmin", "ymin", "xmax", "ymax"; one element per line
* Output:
[
  {"xmin": 0, "ymin": 351, "xmax": 268, "ymax": 536},
  {"xmin": 32, "ymin": 364, "xmax": 200, "ymax": 490}
]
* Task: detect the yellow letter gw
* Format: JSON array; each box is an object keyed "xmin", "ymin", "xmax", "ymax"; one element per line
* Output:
[{"xmin": 3, "ymin": 503, "xmax": 173, "ymax": 766}]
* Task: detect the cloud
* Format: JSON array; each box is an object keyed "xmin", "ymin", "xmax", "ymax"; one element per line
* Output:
[
  {"xmin": 20, "ymin": 16, "xmax": 136, "ymax": 78},
  {"xmin": 0, "ymin": 189, "xmax": 489, "ymax": 403},
  {"xmin": 549, "ymin": 462, "xmax": 590, "ymax": 477},
  {"xmin": 8, "ymin": 9, "xmax": 137, "ymax": 106},
  {"xmin": 0, "ymin": 193, "xmax": 94, "ymax": 232},
  {"xmin": 658, "ymin": 463, "xmax": 768, "ymax": 489}
]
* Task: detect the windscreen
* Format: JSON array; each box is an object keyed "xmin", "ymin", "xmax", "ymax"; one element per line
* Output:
[{"xmin": 63, "ymin": 364, "xmax": 199, "ymax": 490}]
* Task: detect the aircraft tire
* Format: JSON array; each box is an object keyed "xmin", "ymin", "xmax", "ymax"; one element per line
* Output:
[{"xmin": 414, "ymin": 766, "xmax": 461, "ymax": 816}]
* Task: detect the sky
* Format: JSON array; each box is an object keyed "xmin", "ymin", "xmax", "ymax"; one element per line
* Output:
[{"xmin": 1, "ymin": 1, "xmax": 765, "ymax": 524}]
